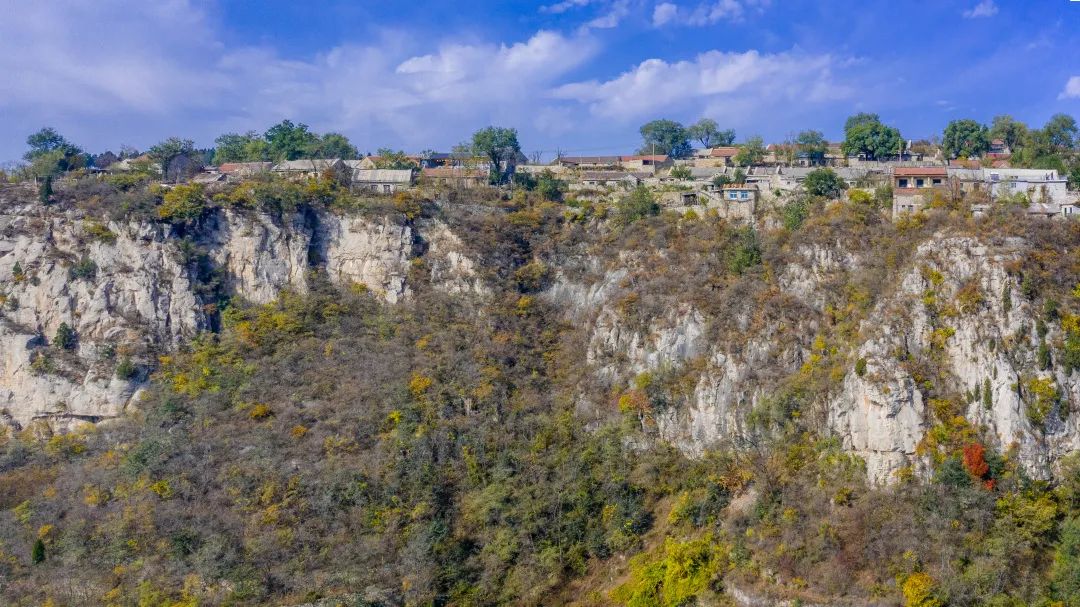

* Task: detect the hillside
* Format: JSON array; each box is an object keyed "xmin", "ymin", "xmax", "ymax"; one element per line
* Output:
[{"xmin": 1, "ymin": 177, "xmax": 1080, "ymax": 607}]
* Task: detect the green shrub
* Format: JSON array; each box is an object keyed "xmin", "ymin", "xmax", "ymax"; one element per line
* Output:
[
  {"xmin": 804, "ymin": 168, "xmax": 847, "ymax": 199},
  {"xmin": 53, "ymin": 323, "xmax": 77, "ymax": 350},
  {"xmin": 115, "ymin": 357, "xmax": 138, "ymax": 380},
  {"xmin": 69, "ymin": 256, "xmax": 97, "ymax": 281},
  {"xmin": 669, "ymin": 165, "xmax": 692, "ymax": 179},
  {"xmin": 615, "ymin": 187, "xmax": 659, "ymax": 225},
  {"xmin": 31, "ymin": 539, "xmax": 45, "ymax": 564},
  {"xmin": 158, "ymin": 183, "xmax": 206, "ymax": 222},
  {"xmin": 855, "ymin": 358, "xmax": 867, "ymax": 377},
  {"xmin": 782, "ymin": 195, "xmax": 811, "ymax": 230},
  {"xmin": 84, "ymin": 221, "xmax": 117, "ymax": 244},
  {"xmin": 612, "ymin": 535, "xmax": 726, "ymax": 607}
]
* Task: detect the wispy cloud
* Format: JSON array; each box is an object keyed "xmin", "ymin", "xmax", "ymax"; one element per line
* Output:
[
  {"xmin": 540, "ymin": 0, "xmax": 596, "ymax": 14},
  {"xmin": 0, "ymin": 1, "xmax": 604, "ymax": 156},
  {"xmin": 962, "ymin": 0, "xmax": 998, "ymax": 19},
  {"xmin": 651, "ymin": 0, "xmax": 770, "ymax": 27},
  {"xmin": 553, "ymin": 49, "xmax": 851, "ymax": 120},
  {"xmin": 1061, "ymin": 76, "xmax": 1080, "ymax": 100},
  {"xmin": 585, "ymin": 0, "xmax": 631, "ymax": 29}
]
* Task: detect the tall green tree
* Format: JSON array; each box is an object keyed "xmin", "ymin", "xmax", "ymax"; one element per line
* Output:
[
  {"xmin": 471, "ymin": 126, "xmax": 521, "ymax": 184},
  {"xmin": 841, "ymin": 113, "xmax": 902, "ymax": 160},
  {"xmin": 943, "ymin": 119, "xmax": 990, "ymax": 159},
  {"xmin": 310, "ymin": 133, "xmax": 359, "ymax": 159},
  {"xmin": 796, "ymin": 130, "xmax": 828, "ymax": 165},
  {"xmin": 1044, "ymin": 113, "xmax": 1078, "ymax": 150},
  {"xmin": 148, "ymin": 137, "xmax": 197, "ymax": 183},
  {"xmin": 686, "ymin": 119, "xmax": 734, "ymax": 149},
  {"xmin": 1052, "ymin": 517, "xmax": 1080, "ymax": 606},
  {"xmin": 639, "ymin": 119, "xmax": 691, "ymax": 158},
  {"xmin": 989, "ymin": 115, "xmax": 1028, "ymax": 151},
  {"xmin": 733, "ymin": 136, "xmax": 765, "ymax": 166},
  {"xmin": 24, "ymin": 127, "xmax": 84, "ymax": 174},
  {"xmin": 213, "ymin": 131, "xmax": 265, "ymax": 164},
  {"xmin": 265, "ymin": 120, "xmax": 319, "ymax": 161}
]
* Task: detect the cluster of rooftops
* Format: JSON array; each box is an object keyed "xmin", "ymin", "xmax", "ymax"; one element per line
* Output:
[{"xmin": 103, "ymin": 140, "xmax": 1077, "ymax": 221}]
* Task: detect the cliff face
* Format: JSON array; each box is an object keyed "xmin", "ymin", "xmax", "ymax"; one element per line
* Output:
[
  {"xmin": 1, "ymin": 190, "xmax": 1077, "ymax": 484},
  {"xmin": 0, "ymin": 195, "xmax": 481, "ymax": 429},
  {"xmin": 551, "ymin": 231, "xmax": 1080, "ymax": 484}
]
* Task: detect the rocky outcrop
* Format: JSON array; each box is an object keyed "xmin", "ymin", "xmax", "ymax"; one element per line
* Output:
[
  {"xmin": 0, "ymin": 207, "xmax": 205, "ymax": 428},
  {"xmin": 0, "ymin": 197, "xmax": 483, "ymax": 430},
  {"xmin": 557, "ymin": 232, "xmax": 1079, "ymax": 484}
]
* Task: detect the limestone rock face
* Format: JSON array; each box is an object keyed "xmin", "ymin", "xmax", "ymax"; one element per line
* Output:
[
  {"xmin": 3, "ymin": 184, "xmax": 1078, "ymax": 484},
  {"xmin": 202, "ymin": 209, "xmax": 312, "ymax": 304},
  {"xmin": 0, "ymin": 203, "xmax": 205, "ymax": 428},
  {"xmin": 554, "ymin": 232, "xmax": 1080, "ymax": 484},
  {"xmin": 321, "ymin": 213, "xmax": 414, "ymax": 303},
  {"xmin": 0, "ymin": 195, "xmax": 478, "ymax": 430}
]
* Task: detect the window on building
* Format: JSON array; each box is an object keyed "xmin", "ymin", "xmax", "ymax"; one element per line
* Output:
[
  {"xmin": 741, "ymin": 192, "xmax": 749, "ymax": 199},
  {"xmin": 383, "ymin": 185, "xmax": 391, "ymax": 194},
  {"xmin": 898, "ymin": 178, "xmax": 909, "ymax": 188},
  {"xmin": 916, "ymin": 178, "xmax": 925, "ymax": 187},
  {"xmin": 932, "ymin": 178, "xmax": 942, "ymax": 185}
]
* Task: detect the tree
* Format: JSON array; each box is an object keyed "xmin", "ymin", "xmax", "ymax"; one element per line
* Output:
[
  {"xmin": 265, "ymin": 120, "xmax": 318, "ymax": 161},
  {"xmin": 54, "ymin": 322, "xmax": 76, "ymax": 350},
  {"xmin": 148, "ymin": 137, "xmax": 196, "ymax": 182},
  {"xmin": 25, "ymin": 128, "xmax": 84, "ymax": 175},
  {"xmin": 471, "ymin": 126, "xmax": 521, "ymax": 184},
  {"xmin": 639, "ymin": 120, "xmax": 691, "ymax": 158},
  {"xmin": 31, "ymin": 539, "xmax": 45, "ymax": 564},
  {"xmin": 844, "ymin": 112, "xmax": 881, "ymax": 135},
  {"xmin": 213, "ymin": 131, "xmax": 266, "ymax": 164},
  {"xmin": 796, "ymin": 130, "xmax": 828, "ymax": 165},
  {"xmin": 1052, "ymin": 517, "xmax": 1080, "ymax": 606},
  {"xmin": 841, "ymin": 114, "xmax": 902, "ymax": 160},
  {"xmin": 38, "ymin": 175, "xmax": 52, "ymax": 204},
  {"xmin": 942, "ymin": 119, "xmax": 990, "ymax": 159},
  {"xmin": 804, "ymin": 168, "xmax": 847, "ymax": 199},
  {"xmin": 310, "ymin": 133, "xmax": 359, "ymax": 159},
  {"xmin": 25, "ymin": 127, "xmax": 82, "ymax": 162},
  {"xmin": 989, "ymin": 115, "xmax": 1028, "ymax": 151},
  {"xmin": 1043, "ymin": 113, "xmax": 1078, "ymax": 150},
  {"xmin": 733, "ymin": 136, "xmax": 765, "ymax": 166},
  {"xmin": 93, "ymin": 150, "xmax": 119, "ymax": 169},
  {"xmin": 374, "ymin": 149, "xmax": 418, "ymax": 170},
  {"xmin": 686, "ymin": 119, "xmax": 733, "ymax": 148}
]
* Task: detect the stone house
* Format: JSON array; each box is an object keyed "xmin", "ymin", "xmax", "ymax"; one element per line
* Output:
[
  {"xmin": 218, "ymin": 162, "xmax": 273, "ymax": 179},
  {"xmin": 574, "ymin": 171, "xmax": 645, "ymax": 190},
  {"xmin": 272, "ymin": 159, "xmax": 348, "ymax": 182},
  {"xmin": 620, "ymin": 155, "xmax": 671, "ymax": 172},
  {"xmin": 421, "ymin": 167, "xmax": 488, "ymax": 189},
  {"xmin": 949, "ymin": 167, "xmax": 1070, "ymax": 205},
  {"xmin": 692, "ymin": 147, "xmax": 739, "ymax": 167},
  {"xmin": 351, "ymin": 169, "xmax": 414, "ymax": 194},
  {"xmin": 892, "ymin": 167, "xmax": 948, "ymax": 217}
]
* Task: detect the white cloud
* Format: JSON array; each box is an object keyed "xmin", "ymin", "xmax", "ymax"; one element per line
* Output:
[
  {"xmin": 541, "ymin": 0, "xmax": 595, "ymax": 14},
  {"xmin": 0, "ymin": 1, "xmax": 601, "ymax": 158},
  {"xmin": 962, "ymin": 0, "xmax": 998, "ymax": 19},
  {"xmin": 651, "ymin": 0, "xmax": 770, "ymax": 27},
  {"xmin": 1061, "ymin": 76, "xmax": 1080, "ymax": 100},
  {"xmin": 553, "ymin": 49, "xmax": 851, "ymax": 120},
  {"xmin": 652, "ymin": 3, "xmax": 679, "ymax": 26},
  {"xmin": 582, "ymin": 0, "xmax": 631, "ymax": 29}
]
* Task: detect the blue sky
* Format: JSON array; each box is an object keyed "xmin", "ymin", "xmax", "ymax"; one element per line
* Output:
[{"xmin": 1, "ymin": 0, "xmax": 1078, "ymax": 163}]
